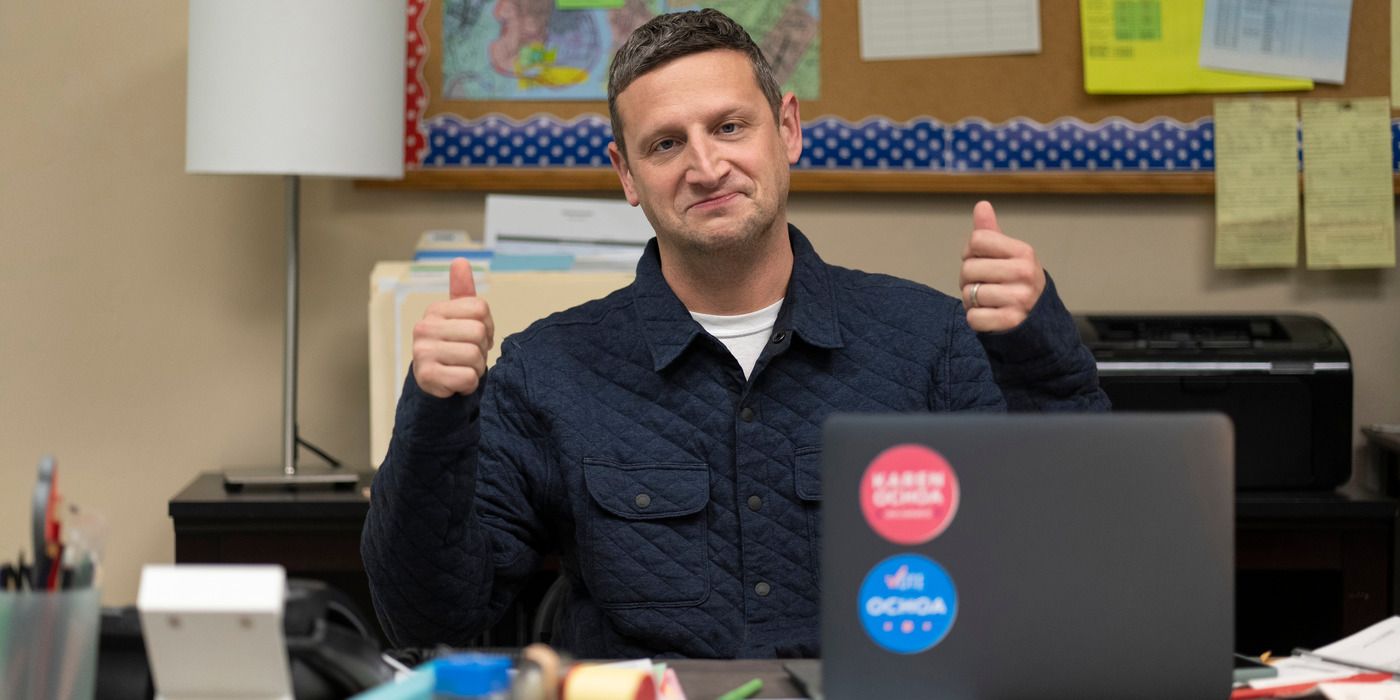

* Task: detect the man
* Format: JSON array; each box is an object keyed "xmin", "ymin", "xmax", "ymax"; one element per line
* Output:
[{"xmin": 363, "ymin": 9, "xmax": 1108, "ymax": 658}]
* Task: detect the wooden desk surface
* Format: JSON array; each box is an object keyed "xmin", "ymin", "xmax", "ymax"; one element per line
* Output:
[{"xmin": 649, "ymin": 659, "xmax": 805, "ymax": 699}]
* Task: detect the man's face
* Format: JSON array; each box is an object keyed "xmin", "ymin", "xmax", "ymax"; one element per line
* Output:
[{"xmin": 608, "ymin": 50, "xmax": 802, "ymax": 257}]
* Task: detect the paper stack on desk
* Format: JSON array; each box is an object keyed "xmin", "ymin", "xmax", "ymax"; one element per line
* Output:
[{"xmin": 1234, "ymin": 616, "xmax": 1400, "ymax": 698}]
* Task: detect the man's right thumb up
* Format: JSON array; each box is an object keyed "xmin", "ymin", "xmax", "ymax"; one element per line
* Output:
[{"xmin": 450, "ymin": 257, "xmax": 476, "ymax": 299}]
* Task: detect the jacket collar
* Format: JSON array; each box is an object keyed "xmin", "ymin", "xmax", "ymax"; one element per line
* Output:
[{"xmin": 632, "ymin": 224, "xmax": 844, "ymax": 373}]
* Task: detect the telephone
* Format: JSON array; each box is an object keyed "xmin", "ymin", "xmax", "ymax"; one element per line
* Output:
[{"xmin": 98, "ymin": 578, "xmax": 394, "ymax": 699}]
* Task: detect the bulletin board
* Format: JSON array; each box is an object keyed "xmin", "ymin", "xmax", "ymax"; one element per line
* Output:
[{"xmin": 366, "ymin": 0, "xmax": 1392, "ymax": 194}]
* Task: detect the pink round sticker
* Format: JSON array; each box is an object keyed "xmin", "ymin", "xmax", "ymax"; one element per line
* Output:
[{"xmin": 860, "ymin": 444, "xmax": 960, "ymax": 545}]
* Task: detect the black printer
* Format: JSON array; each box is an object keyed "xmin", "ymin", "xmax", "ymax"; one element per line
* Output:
[{"xmin": 1076, "ymin": 314, "xmax": 1352, "ymax": 491}]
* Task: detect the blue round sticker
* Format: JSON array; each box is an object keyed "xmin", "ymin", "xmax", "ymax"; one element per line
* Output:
[{"xmin": 858, "ymin": 554, "xmax": 958, "ymax": 654}]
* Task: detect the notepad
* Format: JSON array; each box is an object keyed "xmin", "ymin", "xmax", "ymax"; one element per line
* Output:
[
  {"xmin": 1213, "ymin": 98, "xmax": 1300, "ymax": 268},
  {"xmin": 1301, "ymin": 98, "xmax": 1396, "ymax": 269}
]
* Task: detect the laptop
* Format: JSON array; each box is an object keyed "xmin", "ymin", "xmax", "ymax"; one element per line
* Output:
[{"xmin": 819, "ymin": 413, "xmax": 1234, "ymax": 700}]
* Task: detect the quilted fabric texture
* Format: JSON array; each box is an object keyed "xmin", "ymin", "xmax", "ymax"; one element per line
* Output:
[{"xmin": 362, "ymin": 226, "xmax": 1109, "ymax": 658}]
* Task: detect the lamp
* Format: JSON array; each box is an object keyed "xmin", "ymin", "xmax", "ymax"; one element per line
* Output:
[{"xmin": 186, "ymin": 0, "xmax": 406, "ymax": 488}]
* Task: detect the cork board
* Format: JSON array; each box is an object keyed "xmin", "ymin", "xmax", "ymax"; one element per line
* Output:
[{"xmin": 370, "ymin": 0, "xmax": 1392, "ymax": 194}]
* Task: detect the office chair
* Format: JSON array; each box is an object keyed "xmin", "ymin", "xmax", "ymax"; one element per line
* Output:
[{"xmin": 531, "ymin": 575, "xmax": 570, "ymax": 645}]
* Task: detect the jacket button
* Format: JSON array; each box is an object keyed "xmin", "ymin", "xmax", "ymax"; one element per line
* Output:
[
  {"xmin": 747, "ymin": 495, "xmax": 762, "ymax": 511},
  {"xmin": 755, "ymin": 581, "xmax": 771, "ymax": 596},
  {"xmin": 740, "ymin": 406, "xmax": 755, "ymax": 422},
  {"xmin": 772, "ymin": 331, "xmax": 787, "ymax": 344},
  {"xmin": 635, "ymin": 493, "xmax": 651, "ymax": 509}
]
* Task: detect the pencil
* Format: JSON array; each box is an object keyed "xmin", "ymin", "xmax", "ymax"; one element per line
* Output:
[{"xmin": 1292, "ymin": 647, "xmax": 1400, "ymax": 678}]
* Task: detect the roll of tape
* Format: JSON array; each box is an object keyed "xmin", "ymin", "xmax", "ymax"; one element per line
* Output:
[{"xmin": 562, "ymin": 665, "xmax": 657, "ymax": 700}]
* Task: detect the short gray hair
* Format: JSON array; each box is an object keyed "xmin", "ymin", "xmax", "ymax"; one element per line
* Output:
[{"xmin": 607, "ymin": 9, "xmax": 783, "ymax": 160}]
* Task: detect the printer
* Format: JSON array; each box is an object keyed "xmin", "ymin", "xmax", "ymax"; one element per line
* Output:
[{"xmin": 1076, "ymin": 314, "xmax": 1352, "ymax": 491}]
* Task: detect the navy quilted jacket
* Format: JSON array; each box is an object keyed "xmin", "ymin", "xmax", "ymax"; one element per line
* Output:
[{"xmin": 362, "ymin": 226, "xmax": 1108, "ymax": 658}]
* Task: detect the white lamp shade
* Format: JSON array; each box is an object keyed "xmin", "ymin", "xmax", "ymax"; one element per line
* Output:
[{"xmin": 186, "ymin": 0, "xmax": 406, "ymax": 178}]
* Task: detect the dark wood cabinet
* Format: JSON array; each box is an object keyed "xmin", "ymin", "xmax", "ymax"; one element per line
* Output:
[
  {"xmin": 1235, "ymin": 490, "xmax": 1399, "ymax": 653},
  {"xmin": 169, "ymin": 471, "xmax": 380, "ymax": 640}
]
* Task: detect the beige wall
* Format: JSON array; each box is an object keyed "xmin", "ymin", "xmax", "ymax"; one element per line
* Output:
[{"xmin": 3, "ymin": 2, "xmax": 1397, "ymax": 605}]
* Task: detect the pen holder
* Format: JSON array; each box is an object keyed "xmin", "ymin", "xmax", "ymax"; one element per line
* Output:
[{"xmin": 0, "ymin": 587, "xmax": 101, "ymax": 700}]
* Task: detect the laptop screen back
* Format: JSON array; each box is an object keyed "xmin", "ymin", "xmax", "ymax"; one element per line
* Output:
[{"xmin": 821, "ymin": 413, "xmax": 1233, "ymax": 700}]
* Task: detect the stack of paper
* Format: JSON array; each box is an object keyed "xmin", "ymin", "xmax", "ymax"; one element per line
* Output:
[
  {"xmin": 1234, "ymin": 616, "xmax": 1400, "ymax": 698},
  {"xmin": 485, "ymin": 194, "xmax": 654, "ymax": 272}
]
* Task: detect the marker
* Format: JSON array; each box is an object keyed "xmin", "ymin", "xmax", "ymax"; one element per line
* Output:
[{"xmin": 716, "ymin": 677, "xmax": 763, "ymax": 700}]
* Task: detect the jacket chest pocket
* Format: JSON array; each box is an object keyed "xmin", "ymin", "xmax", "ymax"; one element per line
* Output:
[{"xmin": 578, "ymin": 458, "xmax": 711, "ymax": 609}]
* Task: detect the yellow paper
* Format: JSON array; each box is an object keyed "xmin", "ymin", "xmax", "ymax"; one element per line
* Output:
[
  {"xmin": 1214, "ymin": 98, "xmax": 1300, "ymax": 268},
  {"xmin": 1081, "ymin": 0, "xmax": 1314, "ymax": 94},
  {"xmin": 1301, "ymin": 98, "xmax": 1397, "ymax": 269}
]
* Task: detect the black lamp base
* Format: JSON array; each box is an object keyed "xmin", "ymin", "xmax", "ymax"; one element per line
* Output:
[{"xmin": 222, "ymin": 465, "xmax": 359, "ymax": 491}]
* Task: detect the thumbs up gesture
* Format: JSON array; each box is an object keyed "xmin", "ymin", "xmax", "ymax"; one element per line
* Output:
[
  {"xmin": 959, "ymin": 201, "xmax": 1046, "ymax": 333},
  {"xmin": 412, "ymin": 258, "xmax": 496, "ymax": 398}
]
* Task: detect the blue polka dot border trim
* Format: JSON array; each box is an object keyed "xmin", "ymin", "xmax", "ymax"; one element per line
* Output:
[
  {"xmin": 414, "ymin": 113, "xmax": 1400, "ymax": 173},
  {"xmin": 797, "ymin": 117, "xmax": 945, "ymax": 171},
  {"xmin": 421, "ymin": 114, "xmax": 615, "ymax": 168},
  {"xmin": 947, "ymin": 117, "xmax": 1214, "ymax": 173}
]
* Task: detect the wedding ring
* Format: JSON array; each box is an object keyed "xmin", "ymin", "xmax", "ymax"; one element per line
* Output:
[{"xmin": 969, "ymin": 282, "xmax": 981, "ymax": 309}]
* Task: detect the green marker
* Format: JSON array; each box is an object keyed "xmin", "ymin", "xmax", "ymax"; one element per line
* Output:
[{"xmin": 716, "ymin": 677, "xmax": 763, "ymax": 700}]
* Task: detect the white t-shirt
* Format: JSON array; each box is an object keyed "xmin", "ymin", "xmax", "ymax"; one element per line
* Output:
[{"xmin": 690, "ymin": 298, "xmax": 784, "ymax": 379}]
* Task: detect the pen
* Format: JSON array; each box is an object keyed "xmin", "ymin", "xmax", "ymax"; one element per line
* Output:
[
  {"xmin": 1292, "ymin": 647, "xmax": 1400, "ymax": 678},
  {"xmin": 16, "ymin": 552, "xmax": 30, "ymax": 591},
  {"xmin": 0, "ymin": 564, "xmax": 18, "ymax": 592},
  {"xmin": 32, "ymin": 456, "xmax": 59, "ymax": 591},
  {"xmin": 716, "ymin": 677, "xmax": 763, "ymax": 700}
]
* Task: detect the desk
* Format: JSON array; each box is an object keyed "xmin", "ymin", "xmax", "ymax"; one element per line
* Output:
[
  {"xmin": 171, "ymin": 472, "xmax": 1399, "ymax": 653},
  {"xmin": 1365, "ymin": 426, "xmax": 1400, "ymax": 495},
  {"xmin": 667, "ymin": 659, "xmax": 801, "ymax": 698}
]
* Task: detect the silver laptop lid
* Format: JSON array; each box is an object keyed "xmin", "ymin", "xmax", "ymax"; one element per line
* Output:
[{"xmin": 821, "ymin": 413, "xmax": 1233, "ymax": 700}]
